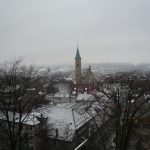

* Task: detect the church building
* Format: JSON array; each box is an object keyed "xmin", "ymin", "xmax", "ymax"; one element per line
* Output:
[{"xmin": 74, "ymin": 46, "xmax": 97, "ymax": 93}]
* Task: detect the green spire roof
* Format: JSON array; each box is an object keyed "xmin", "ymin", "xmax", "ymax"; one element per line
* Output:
[{"xmin": 75, "ymin": 46, "xmax": 81, "ymax": 59}]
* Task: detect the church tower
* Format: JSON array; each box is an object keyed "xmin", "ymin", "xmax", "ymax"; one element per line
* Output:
[{"xmin": 75, "ymin": 46, "xmax": 82, "ymax": 85}]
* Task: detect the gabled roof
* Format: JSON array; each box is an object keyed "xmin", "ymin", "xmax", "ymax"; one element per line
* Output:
[
  {"xmin": 75, "ymin": 46, "xmax": 81, "ymax": 59},
  {"xmin": 36, "ymin": 102, "xmax": 102, "ymax": 142}
]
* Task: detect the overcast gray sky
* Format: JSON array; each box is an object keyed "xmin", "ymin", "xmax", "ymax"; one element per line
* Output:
[{"xmin": 0, "ymin": 0, "xmax": 150, "ymax": 65}]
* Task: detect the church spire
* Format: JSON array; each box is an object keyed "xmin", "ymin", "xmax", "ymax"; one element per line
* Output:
[
  {"xmin": 75, "ymin": 45, "xmax": 82, "ymax": 85},
  {"xmin": 75, "ymin": 46, "xmax": 81, "ymax": 59}
]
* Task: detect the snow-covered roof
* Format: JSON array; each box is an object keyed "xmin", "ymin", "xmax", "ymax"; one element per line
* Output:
[
  {"xmin": 95, "ymin": 92, "xmax": 109, "ymax": 102},
  {"xmin": 36, "ymin": 102, "xmax": 102, "ymax": 142},
  {"xmin": 76, "ymin": 94, "xmax": 96, "ymax": 101},
  {"xmin": 0, "ymin": 112, "xmax": 40, "ymax": 126}
]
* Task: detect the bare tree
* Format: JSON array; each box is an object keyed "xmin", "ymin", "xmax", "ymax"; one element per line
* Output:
[
  {"xmin": 0, "ymin": 59, "xmax": 43, "ymax": 150},
  {"xmin": 46, "ymin": 81, "xmax": 58, "ymax": 96},
  {"xmin": 98, "ymin": 72, "xmax": 150, "ymax": 150}
]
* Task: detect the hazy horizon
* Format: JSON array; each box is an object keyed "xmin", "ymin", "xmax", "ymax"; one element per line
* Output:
[{"xmin": 0, "ymin": 0, "xmax": 150, "ymax": 65}]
